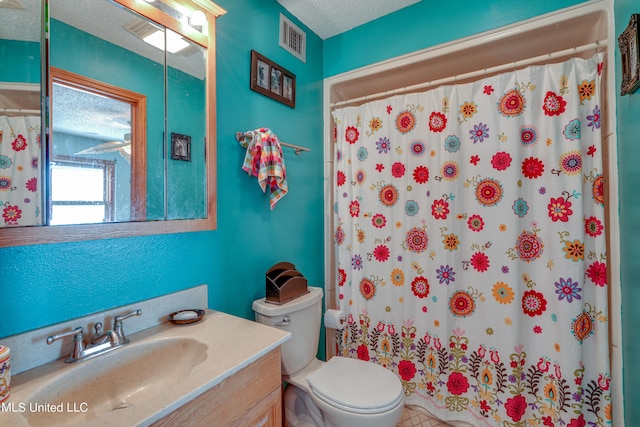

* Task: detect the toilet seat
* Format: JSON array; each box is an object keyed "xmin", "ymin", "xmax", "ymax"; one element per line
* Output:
[{"xmin": 307, "ymin": 356, "xmax": 404, "ymax": 415}]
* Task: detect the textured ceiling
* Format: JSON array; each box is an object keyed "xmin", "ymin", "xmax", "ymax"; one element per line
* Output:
[
  {"xmin": 0, "ymin": 0, "xmax": 40, "ymax": 42},
  {"xmin": 276, "ymin": 0, "xmax": 422, "ymax": 39}
]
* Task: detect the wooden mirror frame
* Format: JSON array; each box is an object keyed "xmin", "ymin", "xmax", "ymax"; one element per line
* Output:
[{"xmin": 0, "ymin": 0, "xmax": 225, "ymax": 247}]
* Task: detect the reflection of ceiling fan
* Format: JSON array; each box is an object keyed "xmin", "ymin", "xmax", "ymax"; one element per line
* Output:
[{"xmin": 75, "ymin": 133, "xmax": 131, "ymax": 162}]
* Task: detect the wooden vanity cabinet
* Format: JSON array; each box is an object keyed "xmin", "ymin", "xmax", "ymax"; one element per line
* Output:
[{"xmin": 151, "ymin": 347, "xmax": 283, "ymax": 427}]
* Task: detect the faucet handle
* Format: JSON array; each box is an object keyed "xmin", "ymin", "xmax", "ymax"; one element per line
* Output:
[
  {"xmin": 46, "ymin": 327, "xmax": 85, "ymax": 362},
  {"xmin": 113, "ymin": 309, "xmax": 142, "ymax": 343},
  {"xmin": 114, "ymin": 309, "xmax": 142, "ymax": 323},
  {"xmin": 93, "ymin": 322, "xmax": 103, "ymax": 335},
  {"xmin": 46, "ymin": 326, "xmax": 84, "ymax": 345},
  {"xmin": 89, "ymin": 322, "xmax": 108, "ymax": 345}
]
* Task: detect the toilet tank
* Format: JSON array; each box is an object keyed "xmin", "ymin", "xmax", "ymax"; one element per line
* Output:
[{"xmin": 253, "ymin": 286, "xmax": 323, "ymax": 376}]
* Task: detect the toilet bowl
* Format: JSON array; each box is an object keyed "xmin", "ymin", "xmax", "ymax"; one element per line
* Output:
[
  {"xmin": 306, "ymin": 355, "xmax": 404, "ymax": 427},
  {"xmin": 253, "ymin": 286, "xmax": 405, "ymax": 427}
]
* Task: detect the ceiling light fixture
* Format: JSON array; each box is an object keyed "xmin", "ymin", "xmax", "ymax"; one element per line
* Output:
[
  {"xmin": 189, "ymin": 10, "xmax": 206, "ymax": 28},
  {"xmin": 143, "ymin": 30, "xmax": 189, "ymax": 53}
]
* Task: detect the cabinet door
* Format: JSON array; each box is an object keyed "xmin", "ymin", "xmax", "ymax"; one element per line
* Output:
[
  {"xmin": 151, "ymin": 348, "xmax": 282, "ymax": 427},
  {"xmin": 230, "ymin": 387, "xmax": 282, "ymax": 427}
]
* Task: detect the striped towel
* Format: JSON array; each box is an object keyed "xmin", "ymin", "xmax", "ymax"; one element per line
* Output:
[{"xmin": 241, "ymin": 128, "xmax": 288, "ymax": 209}]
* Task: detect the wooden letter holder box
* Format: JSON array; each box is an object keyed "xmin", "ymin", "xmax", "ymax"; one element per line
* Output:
[{"xmin": 265, "ymin": 262, "xmax": 308, "ymax": 304}]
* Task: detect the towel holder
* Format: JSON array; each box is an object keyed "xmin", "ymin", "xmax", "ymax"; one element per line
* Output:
[{"xmin": 235, "ymin": 131, "xmax": 310, "ymax": 155}]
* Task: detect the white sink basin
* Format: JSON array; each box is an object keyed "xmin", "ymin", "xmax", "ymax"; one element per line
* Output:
[{"xmin": 19, "ymin": 337, "xmax": 207, "ymax": 426}]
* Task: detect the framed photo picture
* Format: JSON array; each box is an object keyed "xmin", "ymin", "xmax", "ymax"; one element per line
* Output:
[
  {"xmin": 171, "ymin": 132, "xmax": 191, "ymax": 162},
  {"xmin": 619, "ymin": 14, "xmax": 640, "ymax": 95},
  {"xmin": 250, "ymin": 50, "xmax": 296, "ymax": 108},
  {"xmin": 256, "ymin": 58, "xmax": 270, "ymax": 90}
]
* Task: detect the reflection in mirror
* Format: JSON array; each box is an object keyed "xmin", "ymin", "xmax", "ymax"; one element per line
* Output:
[
  {"xmin": 0, "ymin": 0, "xmax": 42, "ymax": 228},
  {"xmin": 50, "ymin": 0, "xmax": 165, "ymax": 224},
  {"xmin": 50, "ymin": 66, "xmax": 149, "ymax": 224},
  {"xmin": 51, "ymin": 81, "xmax": 134, "ymax": 225},
  {"xmin": 50, "ymin": 0, "xmax": 208, "ymax": 224},
  {"xmin": 166, "ymin": 29, "xmax": 207, "ymax": 220}
]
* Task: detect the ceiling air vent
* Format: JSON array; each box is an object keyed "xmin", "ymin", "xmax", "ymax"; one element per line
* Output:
[
  {"xmin": 279, "ymin": 14, "xmax": 306, "ymax": 63},
  {"xmin": 124, "ymin": 19, "xmax": 161, "ymax": 40}
]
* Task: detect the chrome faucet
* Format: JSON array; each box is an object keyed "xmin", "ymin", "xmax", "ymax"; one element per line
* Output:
[
  {"xmin": 89, "ymin": 323, "xmax": 120, "ymax": 346},
  {"xmin": 47, "ymin": 309, "xmax": 142, "ymax": 363}
]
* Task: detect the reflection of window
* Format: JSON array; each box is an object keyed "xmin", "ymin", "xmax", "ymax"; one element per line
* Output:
[
  {"xmin": 49, "ymin": 156, "xmax": 115, "ymax": 225},
  {"xmin": 51, "ymin": 67, "xmax": 147, "ymax": 222}
]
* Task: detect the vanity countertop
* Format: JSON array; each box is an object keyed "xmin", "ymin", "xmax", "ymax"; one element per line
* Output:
[{"xmin": 2, "ymin": 310, "xmax": 290, "ymax": 427}]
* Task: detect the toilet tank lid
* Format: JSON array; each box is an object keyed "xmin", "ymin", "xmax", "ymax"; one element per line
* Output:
[{"xmin": 252, "ymin": 286, "xmax": 323, "ymax": 316}]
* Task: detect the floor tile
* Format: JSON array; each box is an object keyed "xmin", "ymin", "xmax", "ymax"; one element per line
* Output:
[{"xmin": 396, "ymin": 406, "xmax": 454, "ymax": 427}]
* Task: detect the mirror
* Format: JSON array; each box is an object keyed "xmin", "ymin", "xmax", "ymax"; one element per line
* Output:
[
  {"xmin": 0, "ymin": 0, "xmax": 43, "ymax": 227},
  {"xmin": 0, "ymin": 0, "xmax": 224, "ymax": 246},
  {"xmin": 51, "ymin": 0, "xmax": 207, "ymax": 224}
]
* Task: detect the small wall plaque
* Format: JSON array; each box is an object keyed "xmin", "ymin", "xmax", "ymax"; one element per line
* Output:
[
  {"xmin": 171, "ymin": 132, "xmax": 191, "ymax": 162},
  {"xmin": 619, "ymin": 14, "xmax": 640, "ymax": 95}
]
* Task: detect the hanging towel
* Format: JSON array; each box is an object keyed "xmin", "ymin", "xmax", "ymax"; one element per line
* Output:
[{"xmin": 240, "ymin": 128, "xmax": 288, "ymax": 209}]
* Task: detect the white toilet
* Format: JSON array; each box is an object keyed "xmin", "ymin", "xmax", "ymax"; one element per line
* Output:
[{"xmin": 253, "ymin": 286, "xmax": 405, "ymax": 427}]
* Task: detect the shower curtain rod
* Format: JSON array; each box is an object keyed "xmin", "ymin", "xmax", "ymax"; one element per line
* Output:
[
  {"xmin": 0, "ymin": 82, "xmax": 39, "ymax": 92},
  {"xmin": 0, "ymin": 108, "xmax": 40, "ymax": 116},
  {"xmin": 331, "ymin": 40, "xmax": 607, "ymax": 108}
]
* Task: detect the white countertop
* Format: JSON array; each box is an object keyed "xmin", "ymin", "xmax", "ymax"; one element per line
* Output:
[{"xmin": 1, "ymin": 310, "xmax": 290, "ymax": 426}]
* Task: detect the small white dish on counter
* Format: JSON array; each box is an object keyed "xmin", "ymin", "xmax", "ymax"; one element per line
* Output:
[{"xmin": 168, "ymin": 309, "xmax": 205, "ymax": 325}]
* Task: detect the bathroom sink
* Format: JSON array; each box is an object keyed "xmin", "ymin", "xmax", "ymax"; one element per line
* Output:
[
  {"xmin": 6, "ymin": 310, "xmax": 290, "ymax": 427},
  {"xmin": 23, "ymin": 337, "xmax": 207, "ymax": 426}
]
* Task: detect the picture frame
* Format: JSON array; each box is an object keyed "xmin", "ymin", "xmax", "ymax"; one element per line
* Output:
[
  {"xmin": 250, "ymin": 50, "xmax": 296, "ymax": 108},
  {"xmin": 618, "ymin": 14, "xmax": 640, "ymax": 96},
  {"xmin": 171, "ymin": 132, "xmax": 191, "ymax": 162}
]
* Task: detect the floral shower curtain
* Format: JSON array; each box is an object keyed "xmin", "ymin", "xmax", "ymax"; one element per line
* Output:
[
  {"xmin": 332, "ymin": 54, "xmax": 610, "ymax": 426},
  {"xmin": 0, "ymin": 115, "xmax": 41, "ymax": 227}
]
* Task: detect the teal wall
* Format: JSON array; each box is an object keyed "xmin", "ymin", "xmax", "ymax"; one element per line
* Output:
[
  {"xmin": 167, "ymin": 66, "xmax": 207, "ymax": 220},
  {"xmin": 322, "ymin": 0, "xmax": 585, "ymax": 77},
  {"xmin": 0, "ymin": 39, "xmax": 40, "ymax": 83},
  {"xmin": 213, "ymin": 0, "xmax": 326, "ymax": 358},
  {"xmin": 615, "ymin": 1, "xmax": 639, "ymax": 426},
  {"xmin": 0, "ymin": 0, "xmax": 325, "ymax": 363},
  {"xmin": 212, "ymin": 0, "xmax": 325, "ymax": 323}
]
